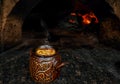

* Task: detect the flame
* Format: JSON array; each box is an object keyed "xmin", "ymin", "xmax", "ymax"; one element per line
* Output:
[
  {"xmin": 69, "ymin": 12, "xmax": 99, "ymax": 25},
  {"xmin": 82, "ymin": 13, "xmax": 92, "ymax": 25},
  {"xmin": 82, "ymin": 12, "xmax": 99, "ymax": 25},
  {"xmin": 36, "ymin": 48, "xmax": 56, "ymax": 56}
]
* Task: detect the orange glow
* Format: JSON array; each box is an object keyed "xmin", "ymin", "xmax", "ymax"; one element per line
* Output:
[
  {"xmin": 70, "ymin": 12, "xmax": 76, "ymax": 16},
  {"xmin": 82, "ymin": 13, "xmax": 91, "ymax": 25},
  {"xmin": 82, "ymin": 12, "xmax": 99, "ymax": 25},
  {"xmin": 69, "ymin": 12, "xmax": 98, "ymax": 25}
]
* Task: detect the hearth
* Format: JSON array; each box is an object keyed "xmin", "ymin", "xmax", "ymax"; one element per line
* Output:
[
  {"xmin": 22, "ymin": 0, "xmax": 120, "ymax": 49},
  {"xmin": 1, "ymin": 1, "xmax": 120, "ymax": 84},
  {"xmin": 1, "ymin": 0, "xmax": 120, "ymax": 51}
]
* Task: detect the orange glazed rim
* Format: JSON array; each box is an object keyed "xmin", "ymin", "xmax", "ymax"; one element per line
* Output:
[{"xmin": 35, "ymin": 45, "xmax": 56, "ymax": 57}]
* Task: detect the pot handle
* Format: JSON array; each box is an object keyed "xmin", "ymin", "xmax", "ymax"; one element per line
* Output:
[{"xmin": 56, "ymin": 62, "xmax": 69, "ymax": 70}]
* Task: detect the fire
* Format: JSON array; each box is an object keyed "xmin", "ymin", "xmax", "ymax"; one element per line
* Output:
[
  {"xmin": 82, "ymin": 12, "xmax": 99, "ymax": 25},
  {"xmin": 69, "ymin": 12, "xmax": 99, "ymax": 25}
]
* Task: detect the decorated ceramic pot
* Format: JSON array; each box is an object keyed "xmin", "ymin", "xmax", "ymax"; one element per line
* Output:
[{"xmin": 29, "ymin": 45, "xmax": 66, "ymax": 84}]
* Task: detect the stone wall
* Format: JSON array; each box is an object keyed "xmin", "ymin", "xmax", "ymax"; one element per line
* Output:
[
  {"xmin": 1, "ymin": 16, "xmax": 22, "ymax": 50},
  {"xmin": 0, "ymin": 0, "xmax": 44, "ymax": 52},
  {"xmin": 0, "ymin": 0, "xmax": 22, "ymax": 51},
  {"xmin": 106, "ymin": 0, "xmax": 120, "ymax": 19}
]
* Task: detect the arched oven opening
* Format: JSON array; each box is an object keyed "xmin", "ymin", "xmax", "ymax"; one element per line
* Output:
[
  {"xmin": 1, "ymin": 0, "xmax": 120, "ymax": 51},
  {"xmin": 22, "ymin": 0, "xmax": 120, "ymax": 49}
]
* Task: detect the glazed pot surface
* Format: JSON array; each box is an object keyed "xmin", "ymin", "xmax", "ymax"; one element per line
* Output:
[{"xmin": 29, "ymin": 45, "xmax": 62, "ymax": 83}]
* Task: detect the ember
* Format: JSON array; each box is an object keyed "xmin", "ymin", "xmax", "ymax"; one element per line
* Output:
[
  {"xmin": 69, "ymin": 12, "xmax": 99, "ymax": 25},
  {"xmin": 82, "ymin": 12, "xmax": 99, "ymax": 25}
]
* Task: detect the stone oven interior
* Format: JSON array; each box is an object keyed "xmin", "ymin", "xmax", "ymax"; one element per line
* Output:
[
  {"xmin": 1, "ymin": 0, "xmax": 120, "ymax": 50},
  {"xmin": 21, "ymin": 0, "xmax": 120, "ymax": 49},
  {"xmin": 1, "ymin": 0, "xmax": 120, "ymax": 84}
]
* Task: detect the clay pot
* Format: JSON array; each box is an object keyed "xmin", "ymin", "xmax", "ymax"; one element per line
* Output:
[{"xmin": 29, "ymin": 45, "xmax": 67, "ymax": 84}]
